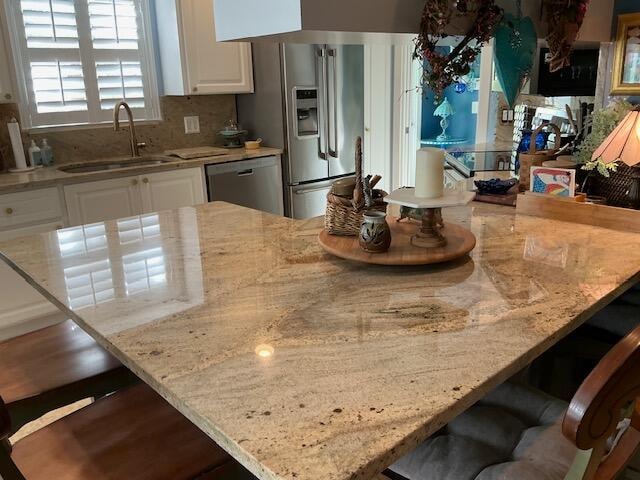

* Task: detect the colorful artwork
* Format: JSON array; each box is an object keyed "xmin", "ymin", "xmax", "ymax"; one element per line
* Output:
[{"xmin": 530, "ymin": 166, "xmax": 576, "ymax": 197}]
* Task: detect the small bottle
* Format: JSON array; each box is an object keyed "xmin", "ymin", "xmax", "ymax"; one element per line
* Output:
[
  {"xmin": 40, "ymin": 138, "xmax": 54, "ymax": 166},
  {"xmin": 27, "ymin": 140, "xmax": 42, "ymax": 167}
]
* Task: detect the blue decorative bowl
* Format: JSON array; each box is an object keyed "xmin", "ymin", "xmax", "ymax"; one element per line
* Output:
[{"xmin": 474, "ymin": 178, "xmax": 518, "ymax": 195}]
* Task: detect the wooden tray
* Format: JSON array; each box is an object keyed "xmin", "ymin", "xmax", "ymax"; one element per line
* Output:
[
  {"xmin": 318, "ymin": 217, "xmax": 476, "ymax": 266},
  {"xmin": 516, "ymin": 193, "xmax": 640, "ymax": 234}
]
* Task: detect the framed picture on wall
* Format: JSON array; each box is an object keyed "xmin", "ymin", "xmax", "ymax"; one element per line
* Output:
[{"xmin": 612, "ymin": 12, "xmax": 640, "ymax": 95}]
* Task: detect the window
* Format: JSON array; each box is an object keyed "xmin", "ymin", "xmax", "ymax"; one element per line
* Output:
[{"xmin": 5, "ymin": 0, "xmax": 160, "ymax": 129}]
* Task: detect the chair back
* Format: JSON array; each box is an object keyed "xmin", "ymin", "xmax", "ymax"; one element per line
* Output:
[{"xmin": 563, "ymin": 323, "xmax": 640, "ymax": 480}]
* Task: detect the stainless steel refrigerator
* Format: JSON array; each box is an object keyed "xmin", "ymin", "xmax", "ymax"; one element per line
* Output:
[{"xmin": 237, "ymin": 43, "xmax": 364, "ymax": 219}]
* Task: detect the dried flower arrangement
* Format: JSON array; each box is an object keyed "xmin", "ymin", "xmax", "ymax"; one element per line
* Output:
[
  {"xmin": 413, "ymin": 0, "xmax": 503, "ymax": 101},
  {"xmin": 543, "ymin": 0, "xmax": 590, "ymax": 72}
]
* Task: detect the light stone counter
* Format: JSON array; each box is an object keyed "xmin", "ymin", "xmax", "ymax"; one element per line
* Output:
[
  {"xmin": 0, "ymin": 202, "xmax": 639, "ymax": 480},
  {"xmin": 0, "ymin": 147, "xmax": 282, "ymax": 194}
]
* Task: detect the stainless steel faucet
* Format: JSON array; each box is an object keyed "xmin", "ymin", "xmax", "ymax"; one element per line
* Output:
[{"xmin": 113, "ymin": 101, "xmax": 146, "ymax": 158}]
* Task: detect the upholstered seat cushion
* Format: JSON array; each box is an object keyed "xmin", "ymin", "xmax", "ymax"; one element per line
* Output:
[
  {"xmin": 389, "ymin": 382, "xmax": 577, "ymax": 480},
  {"xmin": 587, "ymin": 283, "xmax": 640, "ymax": 337}
]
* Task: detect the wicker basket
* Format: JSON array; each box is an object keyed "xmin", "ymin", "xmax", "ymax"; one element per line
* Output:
[
  {"xmin": 324, "ymin": 137, "xmax": 388, "ymax": 236},
  {"xmin": 518, "ymin": 123, "xmax": 562, "ymax": 192},
  {"xmin": 590, "ymin": 164, "xmax": 640, "ymax": 208}
]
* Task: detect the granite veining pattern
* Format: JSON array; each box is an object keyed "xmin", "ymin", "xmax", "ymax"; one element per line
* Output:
[
  {"xmin": 0, "ymin": 147, "xmax": 282, "ymax": 194},
  {"xmin": 1, "ymin": 202, "xmax": 640, "ymax": 480}
]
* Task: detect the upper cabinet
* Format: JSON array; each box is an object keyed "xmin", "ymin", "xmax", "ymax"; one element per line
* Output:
[{"xmin": 154, "ymin": 0, "xmax": 254, "ymax": 95}]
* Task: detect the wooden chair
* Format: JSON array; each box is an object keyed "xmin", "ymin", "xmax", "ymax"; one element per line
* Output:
[
  {"xmin": 563, "ymin": 323, "xmax": 640, "ymax": 480},
  {"xmin": 387, "ymin": 324, "xmax": 640, "ymax": 480},
  {"xmin": 0, "ymin": 319, "xmax": 137, "ymax": 436},
  {"xmin": 0, "ymin": 383, "xmax": 256, "ymax": 480}
]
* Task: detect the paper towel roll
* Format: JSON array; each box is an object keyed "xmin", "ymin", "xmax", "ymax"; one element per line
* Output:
[{"xmin": 7, "ymin": 118, "xmax": 28, "ymax": 170}]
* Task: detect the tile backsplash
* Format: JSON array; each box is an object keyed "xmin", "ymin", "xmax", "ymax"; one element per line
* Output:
[{"xmin": 0, "ymin": 95, "xmax": 236, "ymax": 170}]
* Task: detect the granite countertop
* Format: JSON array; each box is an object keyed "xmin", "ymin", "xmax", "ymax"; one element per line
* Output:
[
  {"xmin": 0, "ymin": 147, "xmax": 283, "ymax": 194},
  {"xmin": 1, "ymin": 202, "xmax": 639, "ymax": 480}
]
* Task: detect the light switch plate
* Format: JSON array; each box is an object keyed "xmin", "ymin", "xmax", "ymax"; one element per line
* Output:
[
  {"xmin": 471, "ymin": 101, "xmax": 479, "ymax": 114},
  {"xmin": 184, "ymin": 116, "xmax": 200, "ymax": 134}
]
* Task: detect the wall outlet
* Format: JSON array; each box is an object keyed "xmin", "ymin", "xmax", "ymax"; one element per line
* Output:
[
  {"xmin": 471, "ymin": 101, "xmax": 479, "ymax": 114},
  {"xmin": 184, "ymin": 116, "xmax": 200, "ymax": 134}
]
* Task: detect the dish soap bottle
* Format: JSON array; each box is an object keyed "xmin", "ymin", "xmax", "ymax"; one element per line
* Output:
[
  {"xmin": 27, "ymin": 140, "xmax": 42, "ymax": 168},
  {"xmin": 40, "ymin": 139, "xmax": 54, "ymax": 166}
]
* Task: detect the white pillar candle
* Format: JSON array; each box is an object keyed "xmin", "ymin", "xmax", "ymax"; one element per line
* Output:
[{"xmin": 415, "ymin": 148, "xmax": 444, "ymax": 199}]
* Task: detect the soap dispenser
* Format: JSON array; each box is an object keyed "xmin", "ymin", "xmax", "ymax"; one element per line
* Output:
[
  {"xmin": 27, "ymin": 140, "xmax": 42, "ymax": 168},
  {"xmin": 40, "ymin": 139, "xmax": 54, "ymax": 166}
]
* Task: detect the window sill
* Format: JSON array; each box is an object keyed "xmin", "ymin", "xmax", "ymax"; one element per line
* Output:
[{"xmin": 26, "ymin": 119, "xmax": 162, "ymax": 134}]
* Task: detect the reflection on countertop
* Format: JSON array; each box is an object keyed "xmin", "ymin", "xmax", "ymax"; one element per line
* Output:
[
  {"xmin": 0, "ymin": 147, "xmax": 283, "ymax": 194},
  {"xmin": 0, "ymin": 201, "xmax": 639, "ymax": 480}
]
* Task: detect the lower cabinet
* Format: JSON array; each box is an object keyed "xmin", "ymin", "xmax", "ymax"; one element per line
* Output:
[
  {"xmin": 64, "ymin": 167, "xmax": 205, "ymax": 226},
  {"xmin": 0, "ymin": 188, "xmax": 67, "ymax": 339},
  {"xmin": 139, "ymin": 168, "xmax": 206, "ymax": 213}
]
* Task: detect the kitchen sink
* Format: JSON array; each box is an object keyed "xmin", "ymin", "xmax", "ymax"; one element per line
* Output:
[{"xmin": 58, "ymin": 156, "xmax": 175, "ymax": 174}]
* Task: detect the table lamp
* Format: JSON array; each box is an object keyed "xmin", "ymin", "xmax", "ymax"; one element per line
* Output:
[
  {"xmin": 592, "ymin": 105, "xmax": 640, "ymax": 208},
  {"xmin": 434, "ymin": 97, "xmax": 455, "ymax": 142}
]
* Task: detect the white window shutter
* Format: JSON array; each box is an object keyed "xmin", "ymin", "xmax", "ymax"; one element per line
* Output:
[{"xmin": 6, "ymin": 0, "xmax": 160, "ymax": 129}]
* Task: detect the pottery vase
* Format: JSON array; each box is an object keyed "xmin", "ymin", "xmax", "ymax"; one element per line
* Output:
[{"xmin": 359, "ymin": 211, "xmax": 391, "ymax": 253}]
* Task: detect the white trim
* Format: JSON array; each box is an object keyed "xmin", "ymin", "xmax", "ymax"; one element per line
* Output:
[
  {"xmin": 363, "ymin": 44, "xmax": 393, "ymax": 194},
  {"xmin": 392, "ymin": 44, "xmax": 421, "ymax": 190},
  {"xmin": 475, "ymin": 40, "xmax": 494, "ymax": 144}
]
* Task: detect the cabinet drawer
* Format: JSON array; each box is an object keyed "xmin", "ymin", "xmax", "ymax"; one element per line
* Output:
[
  {"xmin": 0, "ymin": 220, "xmax": 64, "ymax": 242},
  {"xmin": 0, "ymin": 188, "xmax": 63, "ymax": 229}
]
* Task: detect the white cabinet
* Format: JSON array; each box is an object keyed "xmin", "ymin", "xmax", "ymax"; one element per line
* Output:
[
  {"xmin": 64, "ymin": 176, "xmax": 142, "ymax": 226},
  {"xmin": 155, "ymin": 0, "xmax": 254, "ymax": 95},
  {"xmin": 64, "ymin": 168, "xmax": 206, "ymax": 226},
  {"xmin": 140, "ymin": 168, "xmax": 205, "ymax": 213},
  {"xmin": 0, "ymin": 12, "xmax": 15, "ymax": 103},
  {"xmin": 0, "ymin": 188, "xmax": 66, "ymax": 337}
]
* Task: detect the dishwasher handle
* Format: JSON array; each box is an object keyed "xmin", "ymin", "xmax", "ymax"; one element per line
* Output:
[{"xmin": 237, "ymin": 169, "xmax": 254, "ymax": 176}]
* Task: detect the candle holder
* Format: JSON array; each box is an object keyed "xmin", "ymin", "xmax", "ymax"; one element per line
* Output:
[{"xmin": 384, "ymin": 188, "xmax": 475, "ymax": 249}]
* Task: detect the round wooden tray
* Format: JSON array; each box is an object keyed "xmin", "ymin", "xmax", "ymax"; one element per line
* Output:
[{"xmin": 318, "ymin": 217, "xmax": 476, "ymax": 266}]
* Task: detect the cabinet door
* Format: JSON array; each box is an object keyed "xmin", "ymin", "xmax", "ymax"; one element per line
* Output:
[
  {"xmin": 139, "ymin": 168, "xmax": 205, "ymax": 214},
  {"xmin": 64, "ymin": 176, "xmax": 142, "ymax": 226},
  {"xmin": 180, "ymin": 0, "xmax": 254, "ymax": 94}
]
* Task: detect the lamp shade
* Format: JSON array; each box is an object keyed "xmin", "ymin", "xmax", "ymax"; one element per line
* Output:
[
  {"xmin": 434, "ymin": 97, "xmax": 455, "ymax": 118},
  {"xmin": 592, "ymin": 106, "xmax": 640, "ymax": 166}
]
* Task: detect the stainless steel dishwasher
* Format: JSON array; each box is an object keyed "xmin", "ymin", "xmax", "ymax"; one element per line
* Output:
[{"xmin": 206, "ymin": 156, "xmax": 284, "ymax": 216}]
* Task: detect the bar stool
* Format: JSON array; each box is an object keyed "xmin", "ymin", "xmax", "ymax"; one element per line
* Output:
[
  {"xmin": 0, "ymin": 383, "xmax": 256, "ymax": 480},
  {"xmin": 0, "ymin": 319, "xmax": 137, "ymax": 436},
  {"xmin": 387, "ymin": 324, "xmax": 640, "ymax": 480}
]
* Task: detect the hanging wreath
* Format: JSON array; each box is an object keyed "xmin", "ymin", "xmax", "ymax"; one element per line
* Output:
[
  {"xmin": 414, "ymin": 0, "xmax": 503, "ymax": 101},
  {"xmin": 543, "ymin": 0, "xmax": 590, "ymax": 72}
]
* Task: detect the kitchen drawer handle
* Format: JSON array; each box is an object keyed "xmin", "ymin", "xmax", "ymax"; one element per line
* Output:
[
  {"xmin": 5, "ymin": 207, "xmax": 13, "ymax": 215},
  {"xmin": 132, "ymin": 179, "xmax": 139, "ymax": 186},
  {"xmin": 237, "ymin": 169, "xmax": 254, "ymax": 176},
  {"xmin": 142, "ymin": 178, "xmax": 149, "ymax": 184}
]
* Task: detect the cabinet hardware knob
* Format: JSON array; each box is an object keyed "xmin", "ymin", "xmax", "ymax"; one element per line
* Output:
[
  {"xmin": 132, "ymin": 179, "xmax": 139, "ymax": 185},
  {"xmin": 5, "ymin": 207, "xmax": 13, "ymax": 215},
  {"xmin": 143, "ymin": 178, "xmax": 149, "ymax": 184},
  {"xmin": 193, "ymin": 86, "xmax": 198, "ymax": 92}
]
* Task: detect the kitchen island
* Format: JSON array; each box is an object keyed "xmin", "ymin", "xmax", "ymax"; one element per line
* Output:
[{"xmin": 0, "ymin": 202, "xmax": 639, "ymax": 480}]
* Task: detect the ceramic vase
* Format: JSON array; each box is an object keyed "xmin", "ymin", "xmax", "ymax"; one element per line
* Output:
[{"xmin": 359, "ymin": 211, "xmax": 391, "ymax": 253}]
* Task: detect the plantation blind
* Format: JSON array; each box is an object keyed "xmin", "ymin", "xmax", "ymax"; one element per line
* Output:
[{"xmin": 5, "ymin": 0, "xmax": 159, "ymax": 128}]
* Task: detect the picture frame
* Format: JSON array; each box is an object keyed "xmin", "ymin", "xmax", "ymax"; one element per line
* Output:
[
  {"xmin": 530, "ymin": 166, "xmax": 576, "ymax": 197},
  {"xmin": 611, "ymin": 12, "xmax": 640, "ymax": 95}
]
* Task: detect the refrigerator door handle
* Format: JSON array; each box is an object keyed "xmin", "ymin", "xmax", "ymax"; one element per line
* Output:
[
  {"xmin": 316, "ymin": 48, "xmax": 329, "ymax": 161},
  {"xmin": 327, "ymin": 48, "xmax": 339, "ymax": 159},
  {"xmin": 293, "ymin": 185, "xmax": 332, "ymax": 194}
]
